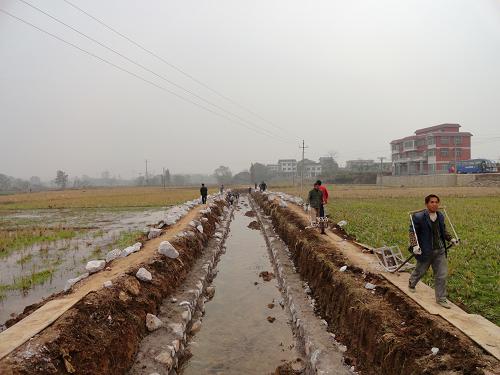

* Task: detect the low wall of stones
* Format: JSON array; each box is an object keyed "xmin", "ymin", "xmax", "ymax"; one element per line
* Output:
[
  {"xmin": 0, "ymin": 200, "xmax": 228, "ymax": 375},
  {"xmin": 249, "ymin": 196, "xmax": 349, "ymax": 375},
  {"xmin": 129, "ymin": 204, "xmax": 235, "ymax": 374}
]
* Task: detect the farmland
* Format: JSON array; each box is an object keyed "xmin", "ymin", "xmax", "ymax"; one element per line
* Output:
[
  {"xmin": 279, "ymin": 185, "xmax": 500, "ymax": 325},
  {"xmin": 0, "ymin": 186, "xmax": 211, "ymax": 324},
  {"xmin": 0, "ymin": 185, "xmax": 498, "ymax": 375},
  {"xmin": 1, "ymin": 185, "xmax": 498, "ymax": 325},
  {"xmin": 0, "ymin": 186, "xmax": 212, "ymax": 210}
]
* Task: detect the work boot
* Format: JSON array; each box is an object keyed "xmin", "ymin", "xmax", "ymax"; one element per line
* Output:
[
  {"xmin": 437, "ymin": 299, "xmax": 452, "ymax": 309},
  {"xmin": 408, "ymin": 285, "xmax": 416, "ymax": 293}
]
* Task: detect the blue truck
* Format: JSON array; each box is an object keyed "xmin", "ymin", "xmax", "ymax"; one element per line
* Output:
[{"xmin": 454, "ymin": 159, "xmax": 498, "ymax": 174}]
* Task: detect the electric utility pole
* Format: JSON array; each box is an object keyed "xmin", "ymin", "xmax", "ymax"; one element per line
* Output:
[
  {"xmin": 162, "ymin": 167, "xmax": 166, "ymax": 190},
  {"xmin": 300, "ymin": 140, "xmax": 308, "ymax": 198},
  {"xmin": 145, "ymin": 159, "xmax": 149, "ymax": 186},
  {"xmin": 377, "ymin": 156, "xmax": 386, "ymax": 173}
]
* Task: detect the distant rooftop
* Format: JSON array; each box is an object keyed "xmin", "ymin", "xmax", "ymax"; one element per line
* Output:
[{"xmin": 415, "ymin": 123, "xmax": 460, "ymax": 135}]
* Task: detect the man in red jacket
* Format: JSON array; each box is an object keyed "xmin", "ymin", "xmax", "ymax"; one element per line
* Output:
[{"xmin": 316, "ymin": 180, "xmax": 329, "ymax": 217}]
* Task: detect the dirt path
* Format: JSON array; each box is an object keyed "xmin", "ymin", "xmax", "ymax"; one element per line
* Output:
[
  {"xmin": 0, "ymin": 205, "xmax": 204, "ymax": 361},
  {"xmin": 285, "ymin": 201, "xmax": 500, "ymax": 361}
]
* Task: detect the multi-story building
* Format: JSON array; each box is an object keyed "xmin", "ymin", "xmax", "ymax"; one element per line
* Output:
[
  {"xmin": 305, "ymin": 163, "xmax": 322, "ymax": 177},
  {"xmin": 297, "ymin": 159, "xmax": 322, "ymax": 178},
  {"xmin": 277, "ymin": 159, "xmax": 297, "ymax": 174},
  {"xmin": 391, "ymin": 124, "xmax": 472, "ymax": 175},
  {"xmin": 266, "ymin": 164, "xmax": 280, "ymax": 173}
]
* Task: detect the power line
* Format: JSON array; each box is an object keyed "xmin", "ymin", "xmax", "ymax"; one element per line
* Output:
[
  {"xmin": 17, "ymin": 0, "xmax": 292, "ymax": 143},
  {"xmin": 473, "ymin": 138, "xmax": 500, "ymax": 145},
  {"xmin": 0, "ymin": 8, "xmax": 288, "ymax": 142},
  {"xmin": 61, "ymin": 0, "xmax": 294, "ymax": 136}
]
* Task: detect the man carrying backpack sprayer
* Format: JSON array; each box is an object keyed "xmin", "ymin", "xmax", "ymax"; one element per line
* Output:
[
  {"xmin": 307, "ymin": 181, "xmax": 326, "ymax": 234},
  {"xmin": 408, "ymin": 194, "xmax": 459, "ymax": 309}
]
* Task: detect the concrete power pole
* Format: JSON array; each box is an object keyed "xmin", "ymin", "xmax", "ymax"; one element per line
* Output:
[
  {"xmin": 377, "ymin": 156, "xmax": 386, "ymax": 173},
  {"xmin": 300, "ymin": 140, "xmax": 308, "ymax": 198},
  {"xmin": 145, "ymin": 159, "xmax": 148, "ymax": 186}
]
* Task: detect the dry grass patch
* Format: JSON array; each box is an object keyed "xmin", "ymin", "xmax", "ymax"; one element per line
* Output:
[{"xmin": 0, "ymin": 186, "xmax": 215, "ymax": 210}]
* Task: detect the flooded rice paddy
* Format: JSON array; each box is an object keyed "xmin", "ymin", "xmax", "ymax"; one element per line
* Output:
[{"xmin": 0, "ymin": 207, "xmax": 166, "ymax": 326}]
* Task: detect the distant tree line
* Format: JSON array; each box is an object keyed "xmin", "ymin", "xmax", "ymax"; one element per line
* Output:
[{"xmin": 0, "ymin": 173, "xmax": 31, "ymax": 192}]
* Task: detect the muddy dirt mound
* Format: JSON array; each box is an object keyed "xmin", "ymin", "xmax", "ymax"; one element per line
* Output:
[
  {"xmin": 259, "ymin": 271, "xmax": 275, "ymax": 281},
  {"xmin": 0, "ymin": 203, "xmax": 225, "ymax": 375},
  {"xmin": 248, "ymin": 220, "xmax": 261, "ymax": 230},
  {"xmin": 253, "ymin": 193, "xmax": 499, "ymax": 375},
  {"xmin": 245, "ymin": 210, "xmax": 256, "ymax": 217},
  {"xmin": 273, "ymin": 358, "xmax": 305, "ymax": 374}
]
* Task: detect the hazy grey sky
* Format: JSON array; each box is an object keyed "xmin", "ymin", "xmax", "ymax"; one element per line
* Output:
[{"xmin": 1, "ymin": 0, "xmax": 499, "ymax": 180}]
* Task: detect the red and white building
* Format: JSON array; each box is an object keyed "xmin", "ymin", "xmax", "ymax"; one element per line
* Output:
[{"xmin": 391, "ymin": 124, "xmax": 472, "ymax": 175}]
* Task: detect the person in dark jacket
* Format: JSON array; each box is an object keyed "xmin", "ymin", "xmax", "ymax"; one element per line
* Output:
[
  {"xmin": 200, "ymin": 183, "xmax": 208, "ymax": 204},
  {"xmin": 408, "ymin": 194, "xmax": 458, "ymax": 308},
  {"xmin": 307, "ymin": 182, "xmax": 323, "ymax": 219}
]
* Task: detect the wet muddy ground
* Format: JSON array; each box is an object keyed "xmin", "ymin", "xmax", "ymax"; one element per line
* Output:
[
  {"xmin": 0, "ymin": 207, "xmax": 166, "ymax": 326},
  {"xmin": 180, "ymin": 198, "xmax": 299, "ymax": 374}
]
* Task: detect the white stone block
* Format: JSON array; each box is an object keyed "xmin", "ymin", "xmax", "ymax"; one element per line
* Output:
[
  {"xmin": 146, "ymin": 313, "xmax": 163, "ymax": 331},
  {"xmin": 365, "ymin": 282, "xmax": 376, "ymax": 290},
  {"xmin": 158, "ymin": 241, "xmax": 179, "ymax": 259},
  {"xmin": 154, "ymin": 351, "xmax": 173, "ymax": 368},
  {"xmin": 85, "ymin": 260, "xmax": 105, "ymax": 274},
  {"xmin": 148, "ymin": 228, "xmax": 162, "ymax": 239},
  {"xmin": 103, "ymin": 280, "xmax": 113, "ymax": 288},
  {"xmin": 105, "ymin": 249, "xmax": 122, "ymax": 263},
  {"xmin": 136, "ymin": 267, "xmax": 152, "ymax": 282},
  {"xmin": 64, "ymin": 272, "xmax": 89, "ymax": 292}
]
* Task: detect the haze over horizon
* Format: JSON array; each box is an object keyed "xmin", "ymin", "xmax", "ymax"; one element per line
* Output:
[{"xmin": 1, "ymin": 0, "xmax": 500, "ymax": 180}]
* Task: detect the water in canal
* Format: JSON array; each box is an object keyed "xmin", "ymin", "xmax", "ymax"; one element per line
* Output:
[{"xmin": 181, "ymin": 197, "xmax": 299, "ymax": 374}]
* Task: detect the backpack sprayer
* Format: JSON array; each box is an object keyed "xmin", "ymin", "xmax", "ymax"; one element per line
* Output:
[
  {"xmin": 387, "ymin": 207, "xmax": 460, "ymax": 273},
  {"xmin": 304, "ymin": 204, "xmax": 328, "ymax": 234}
]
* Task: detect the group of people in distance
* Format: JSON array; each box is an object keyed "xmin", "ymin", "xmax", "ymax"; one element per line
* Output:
[{"xmin": 199, "ymin": 182, "xmax": 239, "ymax": 206}]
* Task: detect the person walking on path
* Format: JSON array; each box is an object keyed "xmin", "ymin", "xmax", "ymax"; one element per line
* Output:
[
  {"xmin": 307, "ymin": 182, "xmax": 323, "ymax": 221},
  {"xmin": 259, "ymin": 181, "xmax": 267, "ymax": 192},
  {"xmin": 316, "ymin": 180, "xmax": 329, "ymax": 218},
  {"xmin": 408, "ymin": 194, "xmax": 458, "ymax": 309},
  {"xmin": 200, "ymin": 183, "xmax": 208, "ymax": 204}
]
